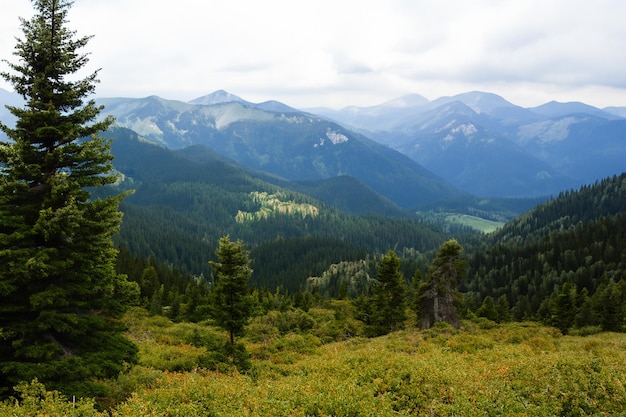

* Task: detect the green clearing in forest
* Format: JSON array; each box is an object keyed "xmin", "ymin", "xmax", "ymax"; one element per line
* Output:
[{"xmin": 444, "ymin": 213, "xmax": 504, "ymax": 233}]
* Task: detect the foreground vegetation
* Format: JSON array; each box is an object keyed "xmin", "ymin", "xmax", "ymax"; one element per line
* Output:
[
  {"xmin": 2, "ymin": 1, "xmax": 626, "ymax": 415},
  {"xmin": 2, "ymin": 307, "xmax": 625, "ymax": 416}
]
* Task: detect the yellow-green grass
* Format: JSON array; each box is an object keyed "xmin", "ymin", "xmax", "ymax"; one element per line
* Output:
[
  {"xmin": 112, "ymin": 320, "xmax": 626, "ymax": 416},
  {"xmin": 4, "ymin": 313, "xmax": 626, "ymax": 416}
]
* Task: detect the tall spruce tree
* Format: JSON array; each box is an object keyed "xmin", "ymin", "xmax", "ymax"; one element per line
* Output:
[
  {"xmin": 0, "ymin": 0, "xmax": 138, "ymax": 397},
  {"xmin": 209, "ymin": 236, "xmax": 254, "ymax": 347},
  {"xmin": 368, "ymin": 250, "xmax": 407, "ymax": 335}
]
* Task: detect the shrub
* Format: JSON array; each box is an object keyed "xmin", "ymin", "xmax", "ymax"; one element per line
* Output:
[
  {"xmin": 139, "ymin": 343, "xmax": 208, "ymax": 372},
  {"xmin": 0, "ymin": 380, "xmax": 105, "ymax": 416}
]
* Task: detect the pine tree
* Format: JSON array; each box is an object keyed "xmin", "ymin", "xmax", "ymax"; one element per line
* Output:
[
  {"xmin": 209, "ymin": 236, "xmax": 254, "ymax": 346},
  {"xmin": 419, "ymin": 239, "xmax": 466, "ymax": 329},
  {"xmin": 0, "ymin": 0, "xmax": 137, "ymax": 397},
  {"xmin": 411, "ymin": 269, "xmax": 422, "ymax": 315}
]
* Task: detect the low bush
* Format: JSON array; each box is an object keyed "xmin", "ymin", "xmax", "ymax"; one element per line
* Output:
[
  {"xmin": 0, "ymin": 380, "xmax": 105, "ymax": 417},
  {"xmin": 4, "ymin": 308, "xmax": 626, "ymax": 415}
]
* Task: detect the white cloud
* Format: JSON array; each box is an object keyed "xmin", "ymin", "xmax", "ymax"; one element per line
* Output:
[{"xmin": 1, "ymin": 0, "xmax": 626, "ymax": 109}]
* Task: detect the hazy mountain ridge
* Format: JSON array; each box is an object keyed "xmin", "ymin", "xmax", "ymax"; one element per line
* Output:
[
  {"xmin": 2, "ymin": 87, "xmax": 625, "ymax": 201},
  {"xmin": 311, "ymin": 91, "xmax": 626, "ymax": 197},
  {"xmin": 362, "ymin": 100, "xmax": 565, "ymax": 196}
]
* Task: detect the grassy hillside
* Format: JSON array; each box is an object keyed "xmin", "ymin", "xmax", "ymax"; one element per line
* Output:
[{"xmin": 4, "ymin": 307, "xmax": 625, "ymax": 416}]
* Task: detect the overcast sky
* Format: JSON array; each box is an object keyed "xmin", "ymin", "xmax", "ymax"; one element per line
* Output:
[{"xmin": 2, "ymin": 0, "xmax": 626, "ymax": 109}]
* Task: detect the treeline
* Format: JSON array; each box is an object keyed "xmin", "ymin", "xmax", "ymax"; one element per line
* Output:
[
  {"xmin": 117, "ymin": 202, "xmax": 448, "ymax": 290},
  {"xmin": 489, "ymin": 173, "xmax": 626, "ymax": 243},
  {"xmin": 116, "ymin": 237, "xmax": 466, "ymax": 341},
  {"xmin": 115, "ymin": 245, "xmax": 211, "ymax": 322},
  {"xmin": 115, "ymin": 242, "xmax": 349, "ymax": 323}
]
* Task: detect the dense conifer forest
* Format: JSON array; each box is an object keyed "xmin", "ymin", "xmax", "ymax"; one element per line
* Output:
[
  {"xmin": 108, "ymin": 123, "xmax": 626, "ymax": 338},
  {"xmin": 111, "ymin": 172, "xmax": 626, "ymax": 336},
  {"xmin": 105, "ymin": 128, "xmax": 451, "ymax": 288},
  {"xmin": 464, "ymin": 173, "xmax": 626, "ymax": 331}
]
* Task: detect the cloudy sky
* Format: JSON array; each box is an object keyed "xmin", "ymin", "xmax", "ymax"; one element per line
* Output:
[{"xmin": 2, "ymin": 0, "xmax": 626, "ymax": 109}]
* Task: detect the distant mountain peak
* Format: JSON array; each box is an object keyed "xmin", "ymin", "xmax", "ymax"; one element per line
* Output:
[
  {"xmin": 188, "ymin": 91, "xmax": 299, "ymax": 113},
  {"xmin": 439, "ymin": 91, "xmax": 517, "ymax": 114},
  {"xmin": 529, "ymin": 100, "xmax": 611, "ymax": 119},
  {"xmin": 189, "ymin": 90, "xmax": 249, "ymax": 106},
  {"xmin": 379, "ymin": 93, "xmax": 429, "ymax": 108}
]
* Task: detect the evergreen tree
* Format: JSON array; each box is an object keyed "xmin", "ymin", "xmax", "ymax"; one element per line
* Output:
[
  {"xmin": 477, "ymin": 296, "xmax": 498, "ymax": 322},
  {"xmin": 411, "ymin": 268, "xmax": 422, "ymax": 314},
  {"xmin": 0, "ymin": 0, "xmax": 137, "ymax": 397},
  {"xmin": 495, "ymin": 294, "xmax": 512, "ymax": 323},
  {"xmin": 574, "ymin": 287, "xmax": 593, "ymax": 328},
  {"xmin": 367, "ymin": 250, "xmax": 407, "ymax": 335},
  {"xmin": 419, "ymin": 239, "xmax": 466, "ymax": 329},
  {"xmin": 551, "ymin": 282, "xmax": 577, "ymax": 334},
  {"xmin": 149, "ymin": 285, "xmax": 165, "ymax": 316},
  {"xmin": 140, "ymin": 265, "xmax": 160, "ymax": 304},
  {"xmin": 209, "ymin": 236, "xmax": 254, "ymax": 346},
  {"xmin": 594, "ymin": 278, "xmax": 626, "ymax": 332}
]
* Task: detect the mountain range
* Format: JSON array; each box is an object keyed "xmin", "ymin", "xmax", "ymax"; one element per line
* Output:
[
  {"xmin": 2, "ymin": 87, "xmax": 625, "ymax": 295},
  {"xmin": 311, "ymin": 91, "xmax": 626, "ymax": 197},
  {"xmin": 93, "ymin": 93, "xmax": 465, "ymax": 209},
  {"xmin": 1, "ymin": 88, "xmax": 625, "ymax": 207}
]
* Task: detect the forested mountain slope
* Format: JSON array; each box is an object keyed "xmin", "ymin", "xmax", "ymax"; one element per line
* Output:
[
  {"xmin": 97, "ymin": 96, "xmax": 466, "ymax": 209},
  {"xmin": 464, "ymin": 173, "xmax": 626, "ymax": 329},
  {"xmin": 104, "ymin": 128, "xmax": 450, "ymax": 290},
  {"xmin": 106, "ymin": 126, "xmax": 626, "ymax": 334},
  {"xmin": 489, "ymin": 174, "xmax": 626, "ymax": 243}
]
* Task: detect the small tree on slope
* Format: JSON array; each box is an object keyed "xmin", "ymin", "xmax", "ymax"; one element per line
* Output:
[
  {"xmin": 368, "ymin": 250, "xmax": 407, "ymax": 335},
  {"xmin": 0, "ymin": 0, "xmax": 138, "ymax": 397},
  {"xmin": 209, "ymin": 236, "xmax": 254, "ymax": 347}
]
